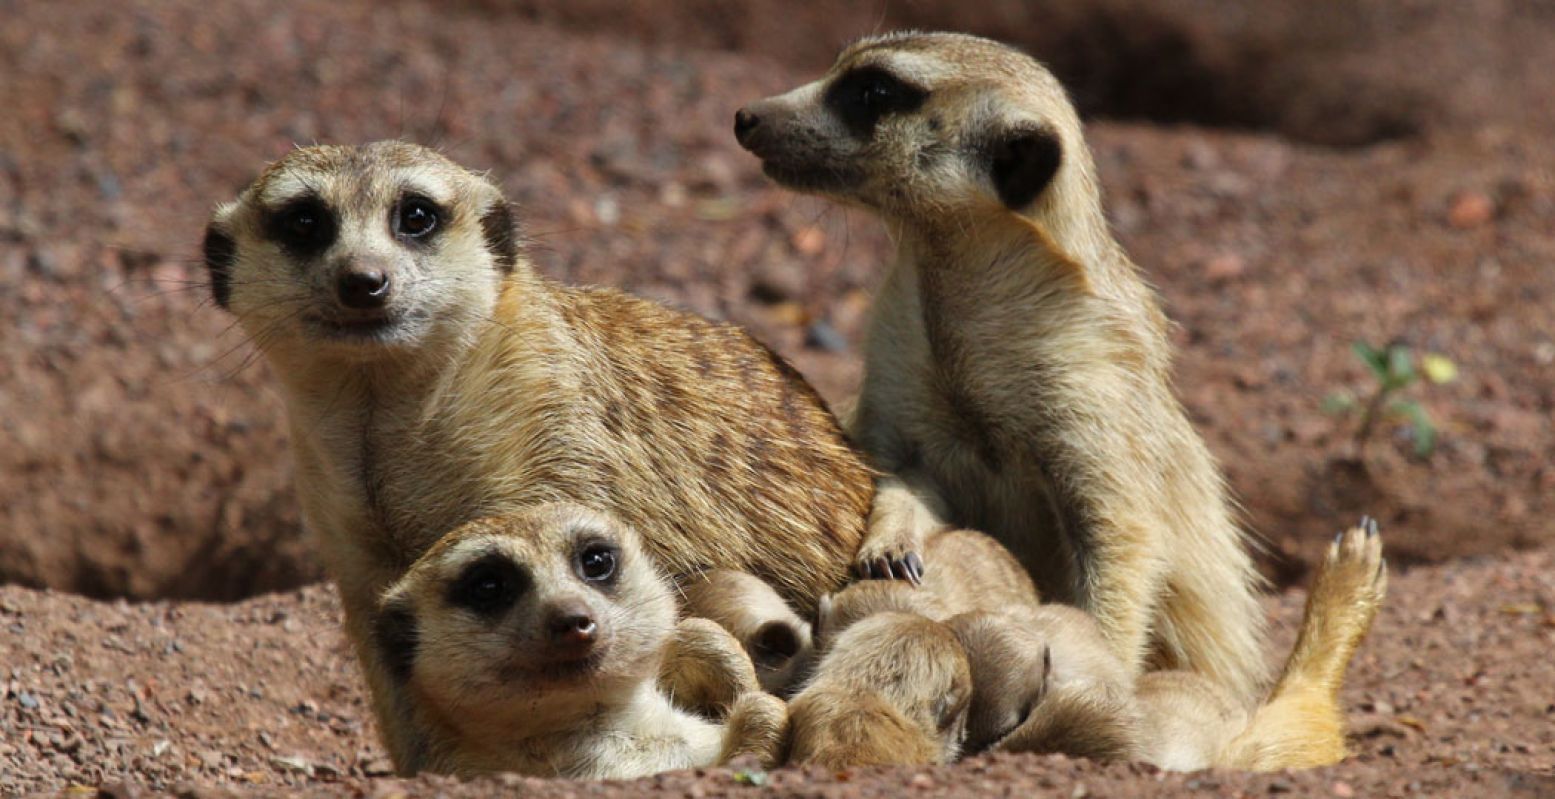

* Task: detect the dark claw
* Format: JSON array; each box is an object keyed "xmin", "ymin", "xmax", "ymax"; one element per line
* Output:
[
  {"xmin": 1364, "ymin": 516, "xmax": 1380, "ymax": 537},
  {"xmin": 1333, "ymin": 530, "xmax": 1345, "ymax": 545},
  {"xmin": 904, "ymin": 552, "xmax": 925, "ymax": 582}
]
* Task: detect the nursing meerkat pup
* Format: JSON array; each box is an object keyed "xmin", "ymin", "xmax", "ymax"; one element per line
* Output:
[
  {"xmin": 953, "ymin": 520, "xmax": 1388, "ymax": 771},
  {"xmin": 787, "ymin": 611, "xmax": 972, "ymax": 769},
  {"xmin": 680, "ymin": 569, "xmax": 815, "ymax": 695},
  {"xmin": 735, "ymin": 31, "xmax": 1265, "ymax": 700},
  {"xmin": 374, "ymin": 504, "xmax": 788, "ymax": 778},
  {"xmin": 816, "ymin": 527, "xmax": 1039, "ymax": 645},
  {"xmin": 203, "ymin": 142, "xmax": 874, "ymax": 770}
]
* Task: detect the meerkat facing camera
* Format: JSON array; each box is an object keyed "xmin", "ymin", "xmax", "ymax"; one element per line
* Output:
[
  {"xmin": 203, "ymin": 142, "xmax": 875, "ymax": 770},
  {"xmin": 374, "ymin": 504, "xmax": 787, "ymax": 778},
  {"xmin": 736, "ymin": 31, "xmax": 1266, "ymax": 701}
]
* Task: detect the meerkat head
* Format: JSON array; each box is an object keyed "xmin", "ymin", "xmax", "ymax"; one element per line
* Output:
[
  {"xmin": 814, "ymin": 580, "xmax": 947, "ymax": 651},
  {"xmin": 374, "ymin": 504, "xmax": 675, "ymax": 733},
  {"xmin": 945, "ymin": 611, "xmax": 1053, "ymax": 753},
  {"xmin": 203, "ymin": 141, "xmax": 521, "ymax": 364},
  {"xmin": 789, "ymin": 612, "xmax": 971, "ymax": 767},
  {"xmin": 735, "ymin": 32, "xmax": 1098, "ymax": 228}
]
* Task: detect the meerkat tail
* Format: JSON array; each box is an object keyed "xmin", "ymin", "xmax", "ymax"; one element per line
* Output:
[{"xmin": 1217, "ymin": 519, "xmax": 1388, "ymax": 770}]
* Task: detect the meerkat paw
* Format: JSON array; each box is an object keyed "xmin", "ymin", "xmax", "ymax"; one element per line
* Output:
[
  {"xmin": 719, "ymin": 692, "xmax": 790, "ymax": 768},
  {"xmin": 856, "ymin": 478, "xmax": 943, "ymax": 583},
  {"xmin": 1310, "ymin": 516, "xmax": 1389, "ymax": 640},
  {"xmin": 660, "ymin": 618, "xmax": 762, "ymax": 720}
]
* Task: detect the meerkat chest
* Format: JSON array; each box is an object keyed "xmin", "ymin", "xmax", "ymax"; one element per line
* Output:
[{"xmin": 519, "ymin": 696, "xmax": 723, "ymax": 779}]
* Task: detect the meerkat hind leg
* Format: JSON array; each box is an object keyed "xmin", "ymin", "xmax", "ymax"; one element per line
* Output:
[{"xmin": 1218, "ymin": 519, "xmax": 1388, "ymax": 771}]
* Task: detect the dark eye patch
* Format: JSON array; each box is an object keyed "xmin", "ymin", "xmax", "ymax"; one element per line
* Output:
[
  {"xmin": 263, "ymin": 193, "xmax": 337, "ymax": 259},
  {"xmin": 825, "ymin": 65, "xmax": 928, "ymax": 139},
  {"xmin": 447, "ymin": 553, "xmax": 528, "ymax": 617}
]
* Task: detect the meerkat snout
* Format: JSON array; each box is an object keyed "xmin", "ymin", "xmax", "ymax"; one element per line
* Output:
[
  {"xmin": 543, "ymin": 597, "xmax": 600, "ymax": 654},
  {"xmin": 334, "ymin": 256, "xmax": 393, "ymax": 311}
]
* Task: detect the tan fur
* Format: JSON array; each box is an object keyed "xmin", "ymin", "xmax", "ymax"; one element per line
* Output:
[
  {"xmin": 375, "ymin": 504, "xmax": 788, "ymax": 778},
  {"xmin": 679, "ymin": 570, "xmax": 816, "ymax": 696},
  {"xmin": 788, "ymin": 612, "xmax": 972, "ymax": 768},
  {"xmin": 959, "ymin": 522, "xmax": 1387, "ymax": 771},
  {"xmin": 816, "ymin": 527, "xmax": 1038, "ymax": 646},
  {"xmin": 736, "ymin": 31, "xmax": 1267, "ymax": 701},
  {"xmin": 206, "ymin": 142, "xmax": 874, "ymax": 772}
]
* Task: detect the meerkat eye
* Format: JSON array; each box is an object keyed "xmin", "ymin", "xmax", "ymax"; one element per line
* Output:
[
  {"xmin": 266, "ymin": 196, "xmax": 336, "ymax": 257},
  {"xmin": 395, "ymin": 196, "xmax": 440, "ymax": 239},
  {"xmin": 576, "ymin": 543, "xmax": 618, "ymax": 583},
  {"xmin": 826, "ymin": 66, "xmax": 927, "ymax": 137},
  {"xmin": 448, "ymin": 555, "xmax": 525, "ymax": 615}
]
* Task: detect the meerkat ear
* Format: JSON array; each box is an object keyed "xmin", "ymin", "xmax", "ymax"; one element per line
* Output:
[
  {"xmin": 374, "ymin": 596, "xmax": 420, "ymax": 683},
  {"xmin": 479, "ymin": 199, "xmax": 520, "ymax": 273},
  {"xmin": 986, "ymin": 126, "xmax": 1062, "ymax": 210},
  {"xmin": 202, "ymin": 220, "xmax": 236, "ymax": 309}
]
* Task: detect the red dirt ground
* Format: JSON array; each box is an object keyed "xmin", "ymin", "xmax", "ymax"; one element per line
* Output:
[{"xmin": 1, "ymin": 0, "xmax": 1551, "ymax": 795}]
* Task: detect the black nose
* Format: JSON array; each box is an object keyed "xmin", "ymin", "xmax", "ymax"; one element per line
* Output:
[
  {"xmin": 337, "ymin": 269, "xmax": 390, "ymax": 310},
  {"xmin": 734, "ymin": 108, "xmax": 761, "ymax": 147},
  {"xmin": 547, "ymin": 607, "xmax": 598, "ymax": 648}
]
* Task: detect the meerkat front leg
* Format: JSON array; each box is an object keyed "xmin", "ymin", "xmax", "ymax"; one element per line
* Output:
[
  {"xmin": 856, "ymin": 473, "xmax": 949, "ymax": 583},
  {"xmin": 659, "ymin": 617, "xmax": 764, "ymax": 719}
]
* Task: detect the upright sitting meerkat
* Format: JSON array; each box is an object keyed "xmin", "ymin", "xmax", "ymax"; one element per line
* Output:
[
  {"xmin": 374, "ymin": 504, "xmax": 787, "ymax": 777},
  {"xmin": 203, "ymin": 142, "xmax": 875, "ymax": 771},
  {"xmin": 735, "ymin": 31, "xmax": 1266, "ymax": 700},
  {"xmin": 953, "ymin": 520, "xmax": 1388, "ymax": 771}
]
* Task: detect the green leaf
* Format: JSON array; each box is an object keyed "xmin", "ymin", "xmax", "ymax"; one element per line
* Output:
[
  {"xmin": 1352, "ymin": 341, "xmax": 1388, "ymax": 378},
  {"xmin": 1322, "ymin": 390, "xmax": 1358, "ymax": 415},
  {"xmin": 733, "ymin": 769, "xmax": 769, "ymax": 787},
  {"xmin": 1384, "ymin": 344, "xmax": 1416, "ymax": 389},
  {"xmin": 1390, "ymin": 398, "xmax": 1438, "ymax": 457}
]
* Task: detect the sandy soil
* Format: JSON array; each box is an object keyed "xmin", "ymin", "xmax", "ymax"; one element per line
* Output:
[{"xmin": 1, "ymin": 0, "xmax": 1552, "ymax": 795}]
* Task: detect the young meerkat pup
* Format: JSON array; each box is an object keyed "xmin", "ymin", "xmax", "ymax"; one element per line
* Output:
[
  {"xmin": 374, "ymin": 503, "xmax": 788, "ymax": 778},
  {"xmin": 952, "ymin": 520, "xmax": 1389, "ymax": 771},
  {"xmin": 679, "ymin": 569, "xmax": 816, "ymax": 696},
  {"xmin": 787, "ymin": 611, "xmax": 972, "ymax": 769},
  {"xmin": 815, "ymin": 527, "xmax": 1039, "ymax": 646},
  {"xmin": 203, "ymin": 142, "xmax": 875, "ymax": 770},
  {"xmin": 735, "ymin": 31, "xmax": 1266, "ymax": 700}
]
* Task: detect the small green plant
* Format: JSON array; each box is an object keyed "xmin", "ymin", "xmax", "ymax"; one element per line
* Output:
[{"xmin": 1324, "ymin": 340, "xmax": 1457, "ymax": 457}]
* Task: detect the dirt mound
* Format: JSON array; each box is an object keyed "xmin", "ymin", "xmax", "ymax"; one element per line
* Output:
[
  {"xmin": 5, "ymin": 547, "xmax": 1554, "ymax": 796},
  {"xmin": 1, "ymin": 0, "xmax": 1551, "ymax": 601},
  {"xmin": 490, "ymin": 0, "xmax": 1555, "ymax": 146}
]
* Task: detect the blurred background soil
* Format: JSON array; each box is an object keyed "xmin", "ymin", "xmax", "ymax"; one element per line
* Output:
[{"xmin": 0, "ymin": 0, "xmax": 1551, "ymax": 794}]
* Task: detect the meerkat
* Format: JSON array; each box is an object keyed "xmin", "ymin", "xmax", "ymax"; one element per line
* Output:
[
  {"xmin": 679, "ymin": 569, "xmax": 816, "ymax": 696},
  {"xmin": 373, "ymin": 503, "xmax": 788, "ymax": 778},
  {"xmin": 787, "ymin": 611, "xmax": 972, "ymax": 769},
  {"xmin": 203, "ymin": 142, "xmax": 878, "ymax": 771},
  {"xmin": 952, "ymin": 520, "xmax": 1388, "ymax": 771},
  {"xmin": 735, "ymin": 31, "xmax": 1267, "ymax": 701},
  {"xmin": 815, "ymin": 526, "xmax": 1039, "ymax": 647}
]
